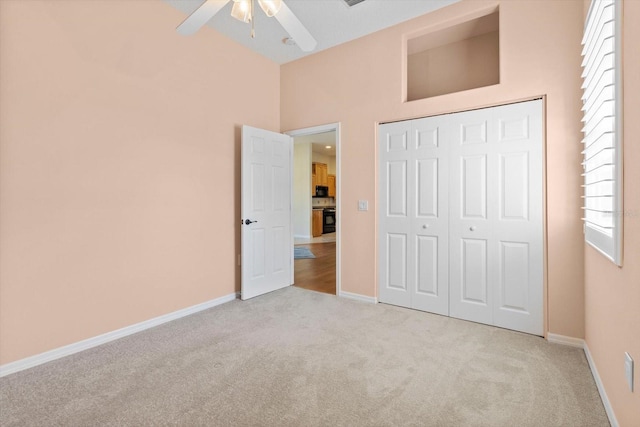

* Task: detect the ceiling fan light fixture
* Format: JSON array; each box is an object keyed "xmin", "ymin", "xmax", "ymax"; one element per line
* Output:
[
  {"xmin": 257, "ymin": 0, "xmax": 282, "ymax": 17},
  {"xmin": 177, "ymin": 0, "xmax": 317, "ymax": 52},
  {"xmin": 231, "ymin": 0, "xmax": 252, "ymax": 23}
]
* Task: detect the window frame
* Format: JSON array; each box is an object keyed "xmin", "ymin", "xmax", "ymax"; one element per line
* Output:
[{"xmin": 581, "ymin": 0, "xmax": 624, "ymax": 266}]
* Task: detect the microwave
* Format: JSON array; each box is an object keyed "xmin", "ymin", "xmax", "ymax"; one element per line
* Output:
[{"xmin": 314, "ymin": 185, "xmax": 329, "ymax": 198}]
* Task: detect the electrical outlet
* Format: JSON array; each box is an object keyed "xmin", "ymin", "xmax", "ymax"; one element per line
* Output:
[
  {"xmin": 358, "ymin": 200, "xmax": 368, "ymax": 211},
  {"xmin": 625, "ymin": 352, "xmax": 634, "ymax": 392}
]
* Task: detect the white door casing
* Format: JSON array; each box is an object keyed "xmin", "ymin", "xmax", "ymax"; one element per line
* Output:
[
  {"xmin": 378, "ymin": 115, "xmax": 450, "ymax": 316},
  {"xmin": 378, "ymin": 99, "xmax": 544, "ymax": 336},
  {"xmin": 241, "ymin": 125, "xmax": 293, "ymax": 300},
  {"xmin": 286, "ymin": 122, "xmax": 342, "ymax": 296}
]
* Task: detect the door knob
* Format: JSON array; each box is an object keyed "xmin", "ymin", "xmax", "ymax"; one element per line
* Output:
[
  {"xmin": 422, "ymin": 224, "xmax": 429, "ymax": 229},
  {"xmin": 244, "ymin": 219, "xmax": 258, "ymax": 225},
  {"xmin": 470, "ymin": 226, "xmax": 476, "ymax": 231}
]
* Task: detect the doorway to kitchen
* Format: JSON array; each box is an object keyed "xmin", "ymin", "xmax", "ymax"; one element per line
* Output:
[{"xmin": 287, "ymin": 123, "xmax": 340, "ymax": 296}]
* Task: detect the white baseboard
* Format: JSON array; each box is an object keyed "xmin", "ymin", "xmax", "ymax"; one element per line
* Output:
[
  {"xmin": 584, "ymin": 342, "xmax": 619, "ymax": 427},
  {"xmin": 0, "ymin": 292, "xmax": 238, "ymax": 378},
  {"xmin": 546, "ymin": 333, "xmax": 618, "ymax": 427},
  {"xmin": 546, "ymin": 333, "xmax": 585, "ymax": 348},
  {"xmin": 338, "ymin": 291, "xmax": 377, "ymax": 304}
]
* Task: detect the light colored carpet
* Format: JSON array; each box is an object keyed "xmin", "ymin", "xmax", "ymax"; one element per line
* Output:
[
  {"xmin": 0, "ymin": 287, "xmax": 609, "ymax": 426},
  {"xmin": 294, "ymin": 246, "xmax": 316, "ymax": 259}
]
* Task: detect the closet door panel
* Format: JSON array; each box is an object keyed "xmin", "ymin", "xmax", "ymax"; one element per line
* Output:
[
  {"xmin": 461, "ymin": 155, "xmax": 488, "ymax": 219},
  {"xmin": 411, "ymin": 117, "xmax": 449, "ymax": 315},
  {"xmin": 387, "ymin": 160, "xmax": 408, "ymax": 216},
  {"xmin": 500, "ymin": 152, "xmax": 529, "ymax": 221},
  {"xmin": 378, "ymin": 122, "xmax": 413, "ymax": 308},
  {"xmin": 461, "ymin": 238, "xmax": 489, "ymax": 304},
  {"xmin": 498, "ymin": 241, "xmax": 530, "ymax": 311},
  {"xmin": 449, "ymin": 108, "xmax": 494, "ymax": 326},
  {"xmin": 416, "ymin": 158, "xmax": 438, "ymax": 218},
  {"xmin": 491, "ymin": 101, "xmax": 543, "ymax": 336},
  {"xmin": 387, "ymin": 233, "xmax": 408, "ymax": 290},
  {"xmin": 416, "ymin": 235, "xmax": 438, "ymax": 295}
]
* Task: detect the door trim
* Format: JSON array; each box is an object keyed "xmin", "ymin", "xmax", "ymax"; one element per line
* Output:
[{"xmin": 285, "ymin": 122, "xmax": 341, "ymax": 296}]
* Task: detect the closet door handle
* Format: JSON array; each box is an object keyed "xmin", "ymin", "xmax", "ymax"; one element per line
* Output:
[{"xmin": 469, "ymin": 226, "xmax": 476, "ymax": 231}]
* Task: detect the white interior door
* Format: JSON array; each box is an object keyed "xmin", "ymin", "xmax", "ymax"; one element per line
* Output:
[
  {"xmin": 378, "ymin": 115, "xmax": 449, "ymax": 316},
  {"xmin": 241, "ymin": 125, "xmax": 293, "ymax": 300}
]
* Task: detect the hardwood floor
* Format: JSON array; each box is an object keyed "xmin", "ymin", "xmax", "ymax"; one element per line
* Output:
[{"xmin": 293, "ymin": 242, "xmax": 336, "ymax": 295}]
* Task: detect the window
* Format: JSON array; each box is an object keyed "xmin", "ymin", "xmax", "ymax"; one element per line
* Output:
[{"xmin": 581, "ymin": 0, "xmax": 623, "ymax": 265}]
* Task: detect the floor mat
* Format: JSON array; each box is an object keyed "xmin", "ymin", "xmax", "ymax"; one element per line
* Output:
[{"xmin": 294, "ymin": 247, "xmax": 316, "ymax": 259}]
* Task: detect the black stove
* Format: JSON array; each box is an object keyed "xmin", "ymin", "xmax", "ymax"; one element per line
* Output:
[{"xmin": 322, "ymin": 208, "xmax": 336, "ymax": 233}]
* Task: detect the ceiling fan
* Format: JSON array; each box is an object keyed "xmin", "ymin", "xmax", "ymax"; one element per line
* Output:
[{"xmin": 176, "ymin": 0, "xmax": 317, "ymax": 52}]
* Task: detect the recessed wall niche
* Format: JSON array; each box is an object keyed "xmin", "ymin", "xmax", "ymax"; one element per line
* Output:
[{"xmin": 406, "ymin": 10, "xmax": 500, "ymax": 101}]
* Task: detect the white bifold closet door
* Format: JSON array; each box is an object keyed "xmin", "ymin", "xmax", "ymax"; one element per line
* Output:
[
  {"xmin": 378, "ymin": 115, "xmax": 450, "ymax": 316},
  {"xmin": 378, "ymin": 99, "xmax": 543, "ymax": 336}
]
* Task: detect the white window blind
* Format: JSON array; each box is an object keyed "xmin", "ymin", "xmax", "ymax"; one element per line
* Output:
[{"xmin": 581, "ymin": 0, "xmax": 623, "ymax": 265}]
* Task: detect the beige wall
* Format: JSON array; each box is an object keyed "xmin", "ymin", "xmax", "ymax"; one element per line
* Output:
[
  {"xmin": 281, "ymin": 0, "xmax": 585, "ymax": 337},
  {"xmin": 407, "ymin": 30, "xmax": 500, "ymax": 100},
  {"xmin": 293, "ymin": 142, "xmax": 312, "ymax": 237},
  {"xmin": 583, "ymin": 0, "xmax": 640, "ymax": 424},
  {"xmin": 2, "ymin": 0, "xmax": 637, "ymax": 422},
  {"xmin": 0, "ymin": 0, "xmax": 280, "ymax": 364}
]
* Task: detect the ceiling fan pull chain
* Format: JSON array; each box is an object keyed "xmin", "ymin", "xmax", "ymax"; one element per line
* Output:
[{"xmin": 251, "ymin": 0, "xmax": 256, "ymax": 38}]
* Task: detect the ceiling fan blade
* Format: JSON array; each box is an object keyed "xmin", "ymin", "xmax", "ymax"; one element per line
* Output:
[
  {"xmin": 176, "ymin": 0, "xmax": 230, "ymax": 36},
  {"xmin": 274, "ymin": 2, "xmax": 317, "ymax": 52}
]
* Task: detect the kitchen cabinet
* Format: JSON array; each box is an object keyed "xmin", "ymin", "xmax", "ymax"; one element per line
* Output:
[
  {"xmin": 312, "ymin": 162, "xmax": 328, "ymax": 187},
  {"xmin": 312, "ymin": 209, "xmax": 323, "ymax": 237},
  {"xmin": 311, "ymin": 173, "xmax": 317, "ymax": 195},
  {"xmin": 328, "ymin": 174, "xmax": 336, "ymax": 197}
]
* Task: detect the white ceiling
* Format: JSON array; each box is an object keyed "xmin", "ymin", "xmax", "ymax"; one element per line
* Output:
[
  {"xmin": 164, "ymin": 0, "xmax": 460, "ymax": 64},
  {"xmin": 294, "ymin": 131, "xmax": 336, "ymax": 156}
]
